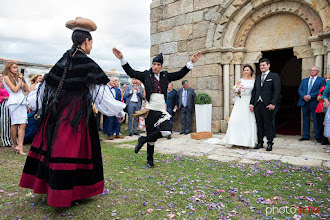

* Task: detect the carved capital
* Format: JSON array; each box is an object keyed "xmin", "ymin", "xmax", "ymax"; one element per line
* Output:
[
  {"xmin": 311, "ymin": 41, "xmax": 326, "ymax": 55},
  {"xmin": 231, "ymin": 52, "xmax": 245, "ymax": 64},
  {"xmin": 221, "ymin": 52, "xmax": 233, "ymax": 64},
  {"xmin": 323, "ymin": 38, "xmax": 330, "ymax": 52}
]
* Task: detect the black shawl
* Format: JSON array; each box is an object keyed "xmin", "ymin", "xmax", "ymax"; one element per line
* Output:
[{"xmin": 36, "ymin": 48, "xmax": 109, "ymax": 157}]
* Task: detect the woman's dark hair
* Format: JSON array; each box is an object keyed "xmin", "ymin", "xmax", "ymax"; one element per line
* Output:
[
  {"xmin": 71, "ymin": 30, "xmax": 92, "ymax": 48},
  {"xmin": 243, "ymin": 64, "xmax": 254, "ymax": 77}
]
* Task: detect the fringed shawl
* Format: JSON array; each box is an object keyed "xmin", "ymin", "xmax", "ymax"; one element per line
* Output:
[{"xmin": 36, "ymin": 48, "xmax": 109, "ymax": 160}]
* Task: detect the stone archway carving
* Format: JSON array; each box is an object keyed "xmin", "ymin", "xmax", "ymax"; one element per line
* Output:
[{"xmin": 206, "ymin": 0, "xmax": 328, "ymax": 49}]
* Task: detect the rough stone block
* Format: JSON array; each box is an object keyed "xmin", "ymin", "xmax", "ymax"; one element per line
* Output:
[
  {"xmin": 192, "ymin": 22, "xmax": 209, "ymax": 38},
  {"xmin": 173, "ymin": 25, "xmax": 193, "ymax": 41},
  {"xmin": 150, "ymin": 45, "xmax": 159, "ymax": 57},
  {"xmin": 150, "ymin": 0, "xmax": 161, "ymax": 9},
  {"xmin": 160, "ymin": 42, "xmax": 178, "ymax": 54},
  {"xmin": 302, "ymin": 57, "xmax": 316, "ymax": 72},
  {"xmin": 193, "ymin": 64, "xmax": 221, "ymax": 77},
  {"xmin": 212, "ymin": 120, "xmax": 221, "ymax": 132},
  {"xmin": 178, "ymin": 40, "xmax": 188, "ymax": 52},
  {"xmin": 175, "ymin": 14, "xmax": 186, "ymax": 26},
  {"xmin": 151, "ymin": 7, "xmax": 163, "ymax": 22},
  {"xmin": 150, "ymin": 22, "xmax": 158, "ymax": 34},
  {"xmin": 205, "ymin": 52, "xmax": 222, "ymax": 64},
  {"xmin": 168, "ymin": 52, "xmax": 189, "ymax": 68},
  {"xmin": 191, "ymin": 131, "xmax": 213, "ymax": 140},
  {"xmin": 187, "ymin": 37, "xmax": 206, "ymax": 50},
  {"xmin": 220, "ymin": 119, "xmax": 228, "ymax": 132},
  {"xmin": 158, "ymin": 17, "xmax": 176, "ymax": 32},
  {"xmin": 197, "ymin": 76, "xmax": 220, "ymax": 90},
  {"xmin": 281, "ymin": 156, "xmax": 322, "ymax": 167},
  {"xmin": 151, "ymin": 30, "xmax": 174, "ymax": 45}
]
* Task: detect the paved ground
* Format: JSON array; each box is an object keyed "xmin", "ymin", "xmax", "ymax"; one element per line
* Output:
[{"xmin": 103, "ymin": 133, "xmax": 330, "ymax": 168}]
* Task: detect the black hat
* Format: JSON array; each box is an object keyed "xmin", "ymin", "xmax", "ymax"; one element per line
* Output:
[{"xmin": 152, "ymin": 53, "xmax": 163, "ymax": 65}]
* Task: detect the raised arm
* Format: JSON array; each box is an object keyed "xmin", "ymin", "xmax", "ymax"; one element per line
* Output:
[
  {"xmin": 113, "ymin": 48, "xmax": 146, "ymax": 82},
  {"xmin": 168, "ymin": 51, "xmax": 202, "ymax": 82}
]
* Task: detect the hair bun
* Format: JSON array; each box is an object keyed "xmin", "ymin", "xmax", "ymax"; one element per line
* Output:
[{"xmin": 65, "ymin": 17, "xmax": 97, "ymax": 32}]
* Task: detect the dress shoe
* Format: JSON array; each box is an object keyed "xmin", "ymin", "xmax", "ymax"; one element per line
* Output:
[
  {"xmin": 253, "ymin": 143, "xmax": 263, "ymax": 149},
  {"xmin": 184, "ymin": 132, "xmax": 189, "ymax": 135},
  {"xmin": 266, "ymin": 143, "xmax": 273, "ymax": 151},
  {"xmin": 134, "ymin": 132, "xmax": 140, "ymax": 136},
  {"xmin": 146, "ymin": 161, "xmax": 154, "ymax": 168},
  {"xmin": 129, "ymin": 133, "xmax": 133, "ymax": 136},
  {"xmin": 108, "ymin": 136, "xmax": 114, "ymax": 140},
  {"xmin": 179, "ymin": 131, "xmax": 184, "ymax": 135},
  {"xmin": 315, "ymin": 138, "xmax": 321, "ymax": 143},
  {"xmin": 167, "ymin": 134, "xmax": 171, "ymax": 139},
  {"xmin": 299, "ymin": 137, "xmax": 310, "ymax": 141},
  {"xmin": 116, "ymin": 135, "xmax": 124, "ymax": 139},
  {"xmin": 135, "ymin": 136, "xmax": 146, "ymax": 154}
]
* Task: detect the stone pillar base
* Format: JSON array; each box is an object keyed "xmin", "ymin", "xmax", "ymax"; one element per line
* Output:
[{"xmin": 220, "ymin": 119, "xmax": 228, "ymax": 132}]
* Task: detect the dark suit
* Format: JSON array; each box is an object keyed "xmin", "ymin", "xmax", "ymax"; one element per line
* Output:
[
  {"xmin": 105, "ymin": 86, "xmax": 122, "ymax": 136},
  {"xmin": 250, "ymin": 72, "xmax": 281, "ymax": 144},
  {"xmin": 166, "ymin": 89, "xmax": 178, "ymax": 123},
  {"xmin": 124, "ymin": 84, "xmax": 144, "ymax": 135},
  {"xmin": 297, "ymin": 76, "xmax": 326, "ymax": 139},
  {"xmin": 177, "ymin": 87, "xmax": 196, "ymax": 134}
]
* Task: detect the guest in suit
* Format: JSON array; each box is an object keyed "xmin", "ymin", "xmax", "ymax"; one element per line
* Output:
[
  {"xmin": 177, "ymin": 80, "xmax": 196, "ymax": 135},
  {"xmin": 250, "ymin": 58, "xmax": 281, "ymax": 151},
  {"xmin": 107, "ymin": 77, "xmax": 124, "ymax": 140},
  {"xmin": 298, "ymin": 66, "xmax": 326, "ymax": 141},
  {"xmin": 166, "ymin": 82, "xmax": 178, "ymax": 139},
  {"xmin": 125, "ymin": 78, "xmax": 144, "ymax": 136}
]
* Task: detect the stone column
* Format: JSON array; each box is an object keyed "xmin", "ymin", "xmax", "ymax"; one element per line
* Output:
[
  {"xmin": 222, "ymin": 52, "xmax": 233, "ymax": 119},
  {"xmin": 232, "ymin": 52, "xmax": 244, "ymax": 84},
  {"xmin": 323, "ymin": 38, "xmax": 330, "ymax": 74},
  {"xmin": 311, "ymin": 40, "xmax": 325, "ymax": 74}
]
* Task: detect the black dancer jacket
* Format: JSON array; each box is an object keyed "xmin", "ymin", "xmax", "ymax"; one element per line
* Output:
[{"xmin": 122, "ymin": 63, "xmax": 190, "ymax": 102}]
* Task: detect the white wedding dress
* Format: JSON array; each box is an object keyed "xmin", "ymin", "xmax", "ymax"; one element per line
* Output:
[{"xmin": 221, "ymin": 79, "xmax": 257, "ymax": 147}]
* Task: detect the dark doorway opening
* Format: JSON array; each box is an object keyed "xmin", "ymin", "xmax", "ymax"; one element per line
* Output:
[{"xmin": 256, "ymin": 49, "xmax": 302, "ymax": 135}]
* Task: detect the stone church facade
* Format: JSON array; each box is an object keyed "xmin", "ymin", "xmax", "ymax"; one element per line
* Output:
[{"xmin": 150, "ymin": 0, "xmax": 330, "ymax": 134}]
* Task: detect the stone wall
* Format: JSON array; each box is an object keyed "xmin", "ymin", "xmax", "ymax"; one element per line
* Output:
[{"xmin": 150, "ymin": 0, "xmax": 330, "ymax": 133}]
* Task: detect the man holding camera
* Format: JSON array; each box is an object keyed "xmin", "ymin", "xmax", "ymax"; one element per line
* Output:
[{"xmin": 124, "ymin": 78, "xmax": 144, "ymax": 136}]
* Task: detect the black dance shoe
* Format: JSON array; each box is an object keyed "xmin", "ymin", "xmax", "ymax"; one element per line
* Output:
[
  {"xmin": 135, "ymin": 136, "xmax": 146, "ymax": 154},
  {"xmin": 146, "ymin": 161, "xmax": 154, "ymax": 168},
  {"xmin": 266, "ymin": 143, "xmax": 273, "ymax": 151},
  {"xmin": 253, "ymin": 143, "xmax": 263, "ymax": 149}
]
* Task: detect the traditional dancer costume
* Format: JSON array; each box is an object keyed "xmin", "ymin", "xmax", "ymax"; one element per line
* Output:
[
  {"xmin": 120, "ymin": 53, "xmax": 194, "ymax": 168},
  {"xmin": 19, "ymin": 17, "xmax": 126, "ymax": 207}
]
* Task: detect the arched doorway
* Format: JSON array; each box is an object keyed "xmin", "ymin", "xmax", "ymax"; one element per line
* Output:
[{"xmin": 260, "ymin": 49, "xmax": 302, "ymax": 135}]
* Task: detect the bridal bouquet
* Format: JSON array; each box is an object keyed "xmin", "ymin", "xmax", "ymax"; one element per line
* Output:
[{"xmin": 233, "ymin": 84, "xmax": 245, "ymax": 98}]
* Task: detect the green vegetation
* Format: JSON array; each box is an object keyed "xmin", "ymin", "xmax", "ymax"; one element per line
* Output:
[{"xmin": 0, "ymin": 136, "xmax": 328, "ymax": 219}]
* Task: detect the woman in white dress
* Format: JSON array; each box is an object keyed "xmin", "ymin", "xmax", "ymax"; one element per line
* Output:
[
  {"xmin": 2, "ymin": 62, "xmax": 29, "ymax": 154},
  {"xmin": 221, "ymin": 64, "xmax": 257, "ymax": 147}
]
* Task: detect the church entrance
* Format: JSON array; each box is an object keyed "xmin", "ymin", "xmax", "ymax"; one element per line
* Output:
[{"xmin": 258, "ymin": 49, "xmax": 302, "ymax": 135}]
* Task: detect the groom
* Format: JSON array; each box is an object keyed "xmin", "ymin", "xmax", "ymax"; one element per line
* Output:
[{"xmin": 250, "ymin": 58, "xmax": 281, "ymax": 151}]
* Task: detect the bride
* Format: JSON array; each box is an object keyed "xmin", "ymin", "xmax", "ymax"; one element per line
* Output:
[{"xmin": 221, "ymin": 64, "xmax": 257, "ymax": 147}]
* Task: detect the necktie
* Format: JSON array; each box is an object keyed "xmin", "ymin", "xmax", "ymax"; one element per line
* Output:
[
  {"xmin": 261, "ymin": 73, "xmax": 266, "ymax": 86},
  {"xmin": 183, "ymin": 90, "xmax": 187, "ymax": 107},
  {"xmin": 307, "ymin": 77, "xmax": 314, "ymax": 95}
]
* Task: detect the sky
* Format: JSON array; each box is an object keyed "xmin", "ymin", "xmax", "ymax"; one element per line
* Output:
[{"xmin": 0, "ymin": 0, "xmax": 153, "ymax": 72}]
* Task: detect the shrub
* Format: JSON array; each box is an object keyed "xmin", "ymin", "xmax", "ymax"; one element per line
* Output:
[{"xmin": 195, "ymin": 92, "xmax": 212, "ymax": 104}]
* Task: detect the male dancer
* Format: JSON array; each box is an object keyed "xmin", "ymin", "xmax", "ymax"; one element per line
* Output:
[{"xmin": 113, "ymin": 48, "xmax": 201, "ymax": 168}]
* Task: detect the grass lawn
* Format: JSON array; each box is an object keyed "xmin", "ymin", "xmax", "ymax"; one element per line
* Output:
[{"xmin": 0, "ymin": 132, "xmax": 329, "ymax": 219}]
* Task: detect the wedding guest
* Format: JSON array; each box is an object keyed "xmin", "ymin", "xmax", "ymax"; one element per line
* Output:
[
  {"xmin": 2, "ymin": 62, "xmax": 29, "ymax": 155},
  {"xmin": 298, "ymin": 66, "xmax": 326, "ymax": 141},
  {"xmin": 166, "ymin": 82, "xmax": 178, "ymax": 139},
  {"xmin": 29, "ymin": 74, "xmax": 43, "ymax": 92},
  {"xmin": 221, "ymin": 64, "xmax": 257, "ymax": 147},
  {"xmin": 316, "ymin": 74, "xmax": 330, "ymax": 145},
  {"xmin": 0, "ymin": 73, "xmax": 13, "ymax": 148},
  {"xmin": 177, "ymin": 80, "xmax": 196, "ymax": 134}
]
